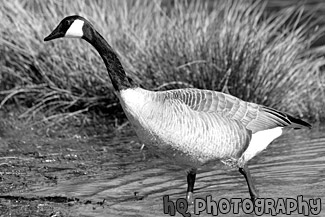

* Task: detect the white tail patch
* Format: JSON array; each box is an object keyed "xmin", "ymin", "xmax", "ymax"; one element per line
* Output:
[
  {"xmin": 240, "ymin": 127, "xmax": 283, "ymax": 164},
  {"xmin": 65, "ymin": 19, "xmax": 84, "ymax": 38}
]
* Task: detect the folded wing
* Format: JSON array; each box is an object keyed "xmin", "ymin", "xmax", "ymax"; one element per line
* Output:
[{"xmin": 170, "ymin": 89, "xmax": 311, "ymax": 133}]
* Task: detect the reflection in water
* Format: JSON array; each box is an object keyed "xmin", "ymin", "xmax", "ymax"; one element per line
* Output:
[{"xmin": 31, "ymin": 127, "xmax": 325, "ymax": 216}]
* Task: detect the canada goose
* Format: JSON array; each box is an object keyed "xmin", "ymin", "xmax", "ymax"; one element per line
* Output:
[{"xmin": 44, "ymin": 15, "xmax": 311, "ymax": 203}]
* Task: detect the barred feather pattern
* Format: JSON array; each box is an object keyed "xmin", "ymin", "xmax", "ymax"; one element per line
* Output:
[
  {"xmin": 118, "ymin": 87, "xmax": 310, "ymax": 168},
  {"xmin": 118, "ymin": 88, "xmax": 250, "ymax": 167},
  {"xmin": 168, "ymin": 89, "xmax": 297, "ymax": 133}
]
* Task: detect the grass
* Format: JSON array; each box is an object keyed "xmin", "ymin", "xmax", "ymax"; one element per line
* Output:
[{"xmin": 0, "ymin": 0, "xmax": 324, "ymax": 128}]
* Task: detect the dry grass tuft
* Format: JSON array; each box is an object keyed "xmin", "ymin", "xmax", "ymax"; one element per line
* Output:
[{"xmin": 0, "ymin": 0, "xmax": 324, "ymax": 126}]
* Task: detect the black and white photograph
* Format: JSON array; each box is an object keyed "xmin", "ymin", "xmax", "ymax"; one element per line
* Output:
[{"xmin": 0, "ymin": 0, "xmax": 324, "ymax": 216}]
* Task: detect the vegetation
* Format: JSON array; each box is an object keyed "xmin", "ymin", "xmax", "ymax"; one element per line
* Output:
[{"xmin": 0, "ymin": 0, "xmax": 324, "ymax": 128}]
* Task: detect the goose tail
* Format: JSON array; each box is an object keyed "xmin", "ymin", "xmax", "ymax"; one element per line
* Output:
[
  {"xmin": 261, "ymin": 106, "xmax": 312, "ymax": 130},
  {"xmin": 287, "ymin": 114, "xmax": 312, "ymax": 129}
]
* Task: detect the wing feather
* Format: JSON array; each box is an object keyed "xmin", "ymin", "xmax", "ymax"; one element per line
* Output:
[{"xmin": 168, "ymin": 88, "xmax": 311, "ymax": 133}]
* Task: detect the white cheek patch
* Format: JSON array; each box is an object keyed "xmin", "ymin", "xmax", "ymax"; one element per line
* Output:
[{"xmin": 65, "ymin": 19, "xmax": 84, "ymax": 38}]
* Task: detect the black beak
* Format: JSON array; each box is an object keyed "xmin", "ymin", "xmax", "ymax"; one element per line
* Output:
[{"xmin": 44, "ymin": 25, "xmax": 64, "ymax": 41}]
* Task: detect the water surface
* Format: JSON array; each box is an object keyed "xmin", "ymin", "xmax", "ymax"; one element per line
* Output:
[{"xmin": 13, "ymin": 125, "xmax": 322, "ymax": 217}]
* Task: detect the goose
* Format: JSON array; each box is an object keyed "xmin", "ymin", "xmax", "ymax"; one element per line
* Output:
[{"xmin": 44, "ymin": 15, "xmax": 311, "ymax": 203}]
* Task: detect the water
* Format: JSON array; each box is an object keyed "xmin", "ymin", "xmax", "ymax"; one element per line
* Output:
[{"xmin": 20, "ymin": 126, "xmax": 325, "ymax": 216}]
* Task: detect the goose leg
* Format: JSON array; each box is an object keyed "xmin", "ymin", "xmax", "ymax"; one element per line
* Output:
[
  {"xmin": 186, "ymin": 168, "xmax": 197, "ymax": 204},
  {"xmin": 239, "ymin": 165, "xmax": 259, "ymax": 201}
]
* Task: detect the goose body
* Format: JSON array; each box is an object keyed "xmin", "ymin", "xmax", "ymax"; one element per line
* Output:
[
  {"xmin": 119, "ymin": 88, "xmax": 251, "ymax": 167},
  {"xmin": 118, "ymin": 87, "xmax": 300, "ymax": 168},
  {"xmin": 45, "ymin": 15, "xmax": 311, "ymax": 202}
]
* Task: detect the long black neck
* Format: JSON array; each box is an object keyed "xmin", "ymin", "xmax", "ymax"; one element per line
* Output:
[{"xmin": 82, "ymin": 25, "xmax": 136, "ymax": 91}]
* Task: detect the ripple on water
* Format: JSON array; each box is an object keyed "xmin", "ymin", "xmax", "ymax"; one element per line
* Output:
[{"xmin": 26, "ymin": 127, "xmax": 325, "ymax": 216}]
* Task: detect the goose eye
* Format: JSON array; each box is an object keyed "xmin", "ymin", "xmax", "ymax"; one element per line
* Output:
[{"xmin": 63, "ymin": 19, "xmax": 71, "ymax": 27}]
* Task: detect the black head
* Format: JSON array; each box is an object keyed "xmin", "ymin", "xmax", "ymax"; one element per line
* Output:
[{"xmin": 44, "ymin": 15, "xmax": 87, "ymax": 41}]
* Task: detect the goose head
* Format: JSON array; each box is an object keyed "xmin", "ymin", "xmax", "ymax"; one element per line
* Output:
[
  {"xmin": 44, "ymin": 15, "xmax": 137, "ymax": 91},
  {"xmin": 44, "ymin": 15, "xmax": 88, "ymax": 41}
]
